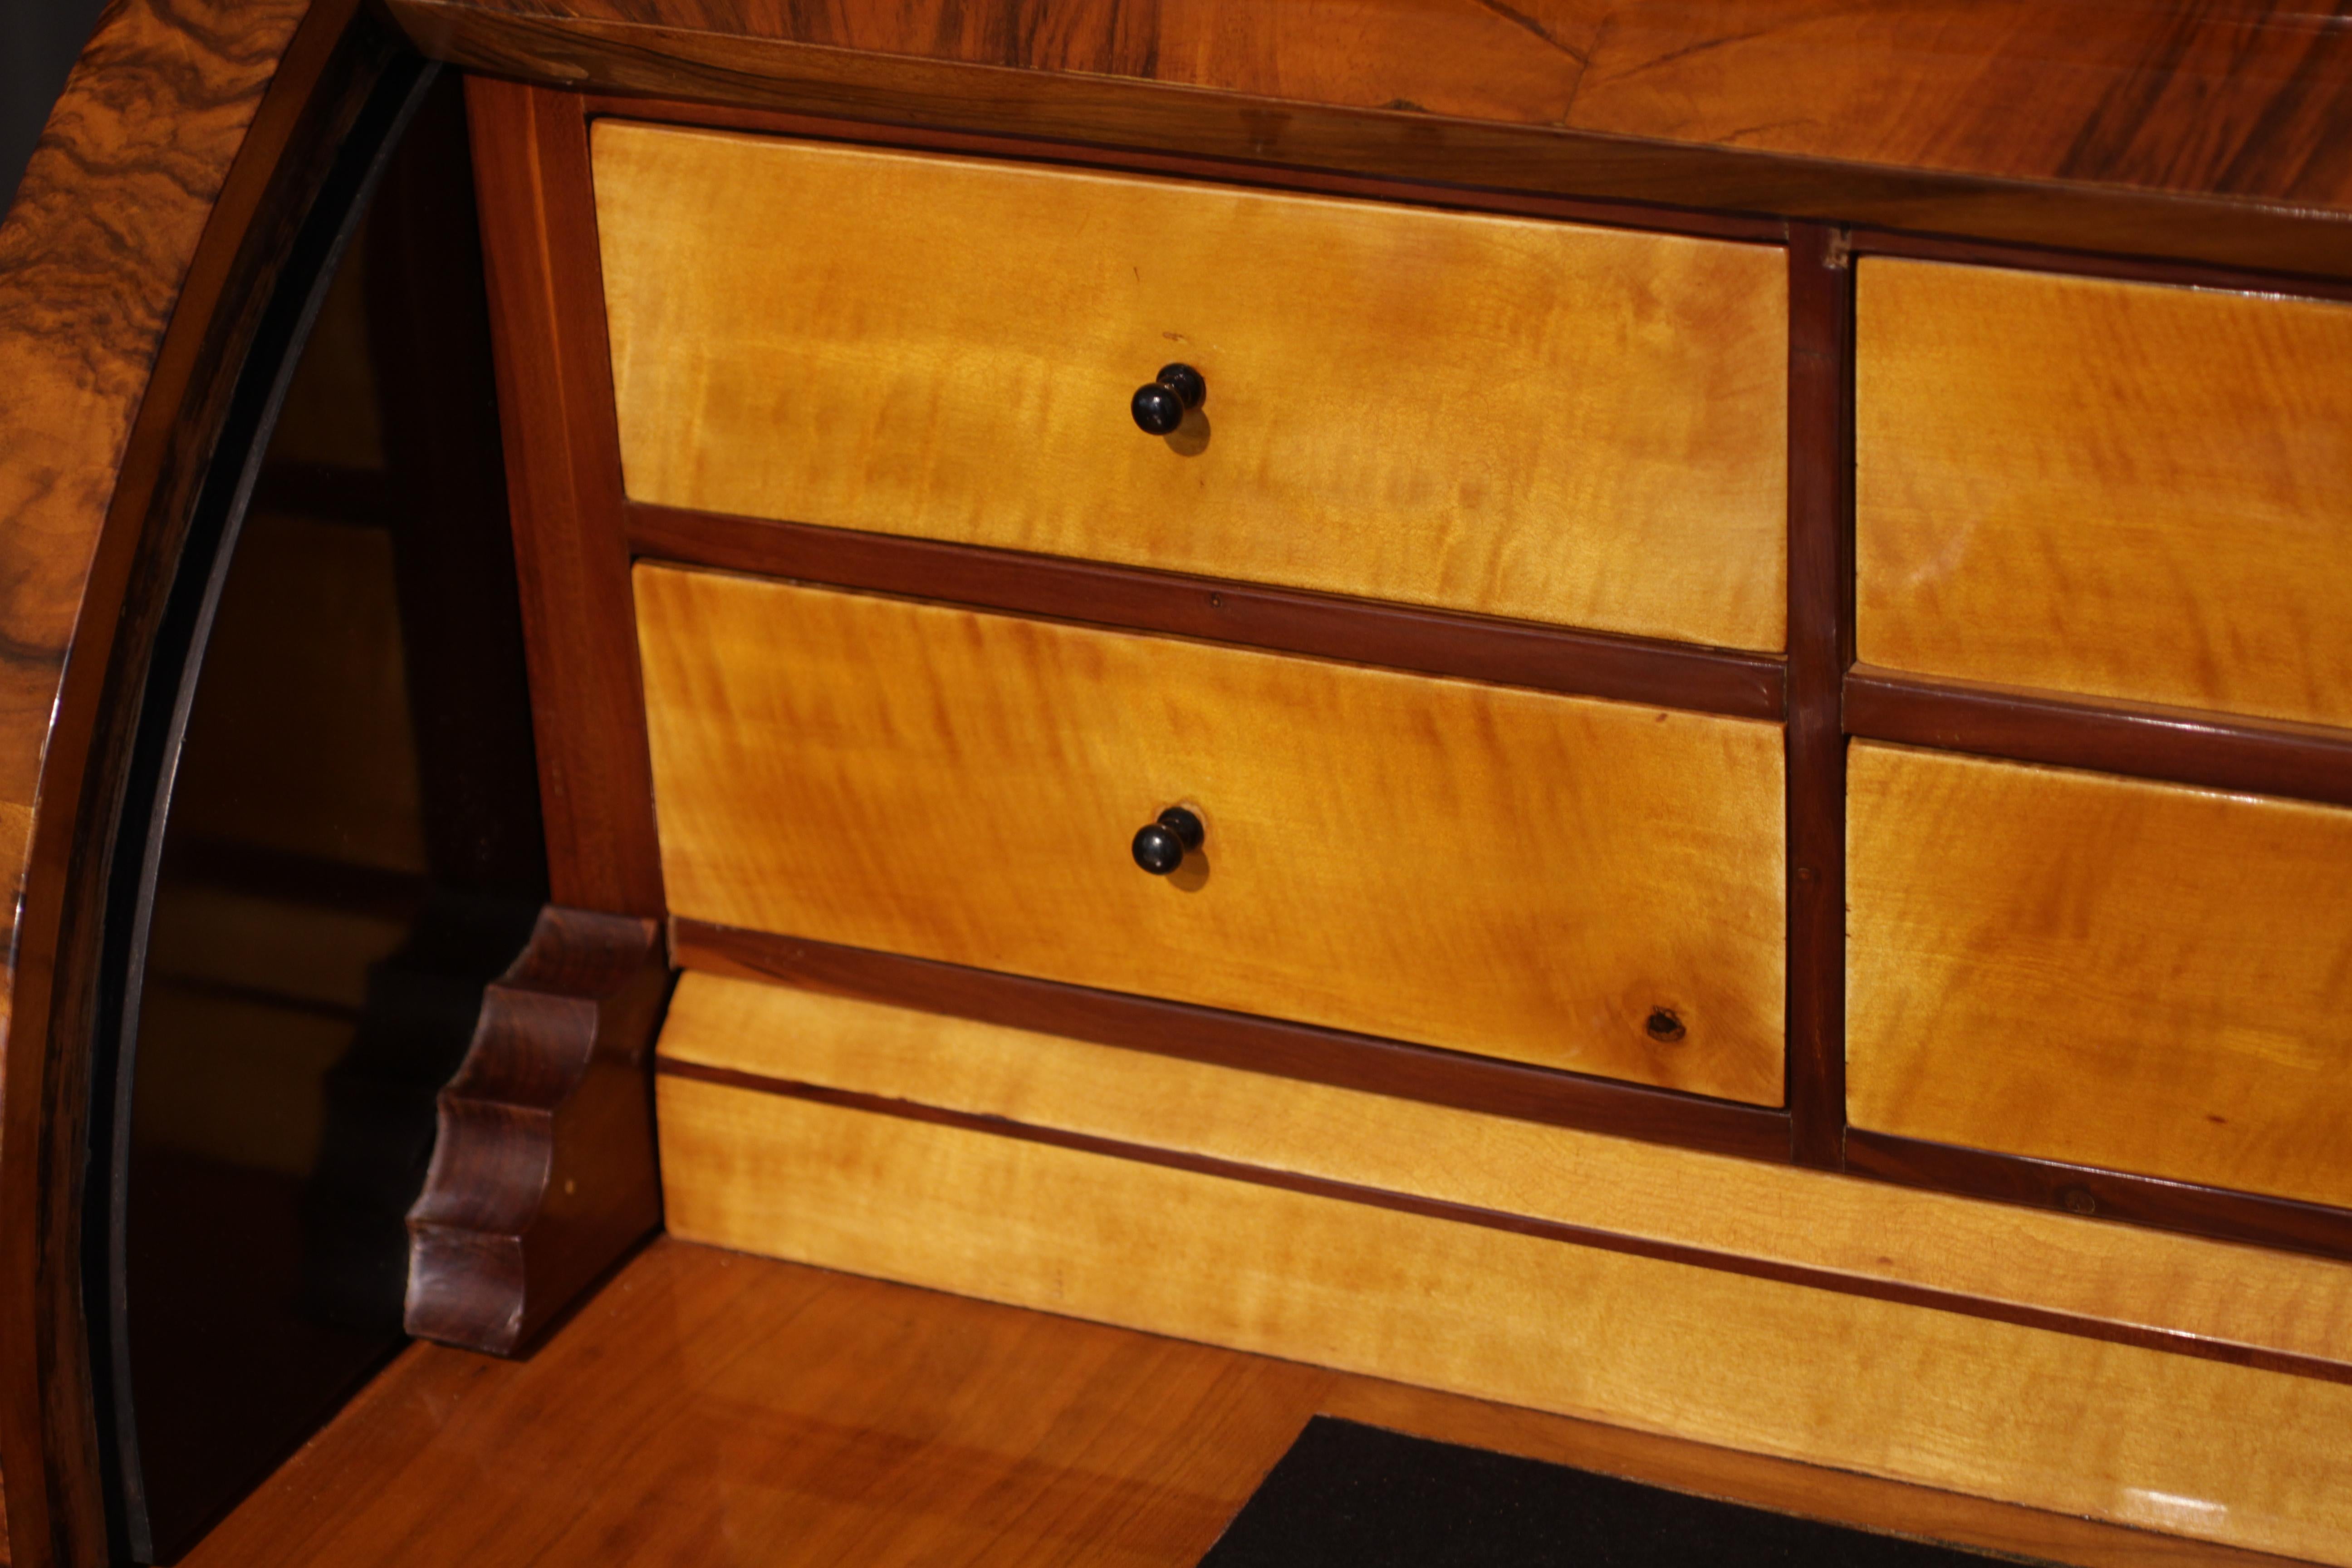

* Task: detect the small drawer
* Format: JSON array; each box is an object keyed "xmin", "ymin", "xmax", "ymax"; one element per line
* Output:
[
  {"xmin": 1848, "ymin": 742, "xmax": 2352, "ymax": 1209},
  {"xmin": 636, "ymin": 564, "xmax": 1788, "ymax": 1104},
  {"xmin": 595, "ymin": 123, "xmax": 1789, "ymax": 651},
  {"xmin": 1856, "ymin": 258, "xmax": 2352, "ymax": 729}
]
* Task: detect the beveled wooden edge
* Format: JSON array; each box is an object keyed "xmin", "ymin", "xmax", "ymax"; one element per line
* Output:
[
  {"xmin": 1781, "ymin": 223, "xmax": 1852, "ymax": 1170},
  {"xmin": 1843, "ymin": 668, "xmax": 2352, "ymax": 810},
  {"xmin": 466, "ymin": 77, "xmax": 666, "ymax": 916},
  {"xmin": 407, "ymin": 905, "xmax": 671, "ymax": 1356},
  {"xmin": 627, "ymin": 504, "xmax": 1788, "ymax": 721},
  {"xmin": 0, "ymin": 4, "xmax": 416, "ymax": 1563},
  {"xmin": 657, "ymin": 1056, "xmax": 2352, "ymax": 1389},
  {"xmin": 384, "ymin": 1, "xmax": 2352, "ymax": 281},
  {"xmin": 671, "ymin": 918, "xmax": 1793, "ymax": 1164},
  {"xmin": 1851, "ymin": 225, "xmax": 2352, "ymax": 305},
  {"xmin": 578, "ymin": 92, "xmax": 1790, "ymax": 244},
  {"xmin": 1846, "ymin": 1130, "xmax": 2352, "ymax": 1269}
]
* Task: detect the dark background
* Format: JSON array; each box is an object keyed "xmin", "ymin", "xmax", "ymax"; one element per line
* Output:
[{"xmin": 2, "ymin": 0, "xmax": 113, "ymax": 217}]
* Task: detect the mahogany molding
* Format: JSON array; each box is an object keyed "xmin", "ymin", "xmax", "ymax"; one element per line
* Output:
[
  {"xmin": 1843, "ymin": 667, "xmax": 2352, "ymax": 810},
  {"xmin": 385, "ymin": 0, "xmax": 2352, "ymax": 281},
  {"xmin": 465, "ymin": 77, "xmax": 666, "ymax": 917},
  {"xmin": 1781, "ymin": 224, "xmax": 1852, "ymax": 1171},
  {"xmin": 628, "ymin": 504, "xmax": 1787, "ymax": 722},
  {"xmin": 1846, "ymin": 1130, "xmax": 2352, "ymax": 1270},
  {"xmin": 407, "ymin": 906, "xmax": 671, "ymax": 1356},
  {"xmin": 656, "ymin": 1055, "xmax": 2352, "ymax": 1389},
  {"xmin": 671, "ymin": 919, "xmax": 1793, "ymax": 1165}
]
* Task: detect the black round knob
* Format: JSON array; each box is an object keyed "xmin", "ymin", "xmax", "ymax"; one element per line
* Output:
[
  {"xmin": 1131, "ymin": 805, "xmax": 1205, "ymax": 875},
  {"xmin": 1131, "ymin": 363, "xmax": 1206, "ymax": 435}
]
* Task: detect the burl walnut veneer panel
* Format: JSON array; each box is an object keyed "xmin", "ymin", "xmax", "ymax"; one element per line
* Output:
[
  {"xmin": 597, "ymin": 122, "xmax": 1789, "ymax": 650},
  {"xmin": 1849, "ymin": 743, "xmax": 2352, "ymax": 1211},
  {"xmin": 636, "ymin": 566, "xmax": 1787, "ymax": 1102},
  {"xmin": 1857, "ymin": 258, "xmax": 2352, "ymax": 730}
]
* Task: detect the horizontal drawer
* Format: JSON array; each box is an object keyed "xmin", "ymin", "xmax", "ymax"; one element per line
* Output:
[
  {"xmin": 1856, "ymin": 258, "xmax": 2352, "ymax": 729},
  {"xmin": 1848, "ymin": 742, "xmax": 2352, "ymax": 1209},
  {"xmin": 636, "ymin": 565, "xmax": 1787, "ymax": 1103},
  {"xmin": 596, "ymin": 123, "xmax": 1788, "ymax": 651}
]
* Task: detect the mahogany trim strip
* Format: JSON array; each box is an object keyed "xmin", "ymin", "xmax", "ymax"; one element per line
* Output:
[
  {"xmin": 467, "ymin": 78, "xmax": 665, "ymax": 916},
  {"xmin": 671, "ymin": 918, "xmax": 1793, "ymax": 1163},
  {"xmin": 1843, "ymin": 667, "xmax": 2352, "ymax": 810},
  {"xmin": 628, "ymin": 503, "xmax": 1788, "ymax": 720},
  {"xmin": 579, "ymin": 93, "xmax": 1790, "ymax": 243},
  {"xmin": 656, "ymin": 1054, "xmax": 2352, "ymax": 1387},
  {"xmin": 383, "ymin": 2, "xmax": 2352, "ymax": 281},
  {"xmin": 1782, "ymin": 223, "xmax": 1852, "ymax": 1170},
  {"xmin": 1850, "ymin": 226, "xmax": 2352, "ymax": 305},
  {"xmin": 1847, "ymin": 1130, "xmax": 2352, "ymax": 1267}
]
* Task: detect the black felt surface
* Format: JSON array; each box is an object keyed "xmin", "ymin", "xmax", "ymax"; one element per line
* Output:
[{"xmin": 1199, "ymin": 1418, "xmax": 2012, "ymax": 1567}]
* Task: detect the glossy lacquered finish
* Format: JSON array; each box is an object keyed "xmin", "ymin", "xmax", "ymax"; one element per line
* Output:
[
  {"xmin": 1848, "ymin": 743, "xmax": 2352, "ymax": 1214},
  {"xmin": 1857, "ymin": 258, "xmax": 2352, "ymax": 730},
  {"xmin": 596, "ymin": 122, "xmax": 1789, "ymax": 650},
  {"xmin": 1129, "ymin": 363, "xmax": 1205, "ymax": 436},
  {"xmin": 1130, "ymin": 806, "xmax": 1204, "ymax": 877},
  {"xmin": 635, "ymin": 566, "xmax": 1788, "ymax": 1102}
]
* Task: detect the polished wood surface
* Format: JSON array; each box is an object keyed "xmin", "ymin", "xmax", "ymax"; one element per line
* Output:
[
  {"xmin": 465, "ymin": 78, "xmax": 666, "ymax": 917},
  {"xmin": 391, "ymin": 1, "xmax": 2352, "ymax": 278},
  {"xmin": 0, "ymin": 3, "xmax": 375, "ymax": 1563},
  {"xmin": 405, "ymin": 907, "xmax": 669, "ymax": 1355},
  {"xmin": 660, "ymin": 971, "xmax": 2352, "ymax": 1377},
  {"xmin": 660, "ymin": 1081, "xmax": 2352, "ymax": 1564},
  {"xmin": 630, "ymin": 500, "xmax": 1788, "ymax": 721},
  {"xmin": 599, "ymin": 123, "xmax": 1788, "ymax": 649},
  {"xmin": 638, "ymin": 568, "xmax": 1787, "ymax": 1101},
  {"xmin": 1845, "ymin": 666, "xmax": 2352, "ymax": 813},
  {"xmin": 1849, "ymin": 744, "xmax": 2352, "ymax": 1211},
  {"xmin": 1857, "ymin": 258, "xmax": 2352, "ymax": 730},
  {"xmin": 676, "ymin": 919, "xmax": 1795, "ymax": 1161},
  {"xmin": 180, "ymin": 1239, "xmax": 2313, "ymax": 1568}
]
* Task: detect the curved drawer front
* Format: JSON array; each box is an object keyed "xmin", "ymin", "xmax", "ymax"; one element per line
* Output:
[
  {"xmin": 1849, "ymin": 742, "xmax": 2352, "ymax": 1208},
  {"xmin": 597, "ymin": 123, "xmax": 1789, "ymax": 651},
  {"xmin": 636, "ymin": 565, "xmax": 1787, "ymax": 1104},
  {"xmin": 1857, "ymin": 258, "xmax": 2352, "ymax": 728}
]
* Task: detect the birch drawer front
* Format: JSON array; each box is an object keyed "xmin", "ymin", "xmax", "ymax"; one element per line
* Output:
[
  {"xmin": 1848, "ymin": 742, "xmax": 2352, "ymax": 1210},
  {"xmin": 1856, "ymin": 258, "xmax": 2352, "ymax": 729},
  {"xmin": 635, "ymin": 565, "xmax": 1788, "ymax": 1104},
  {"xmin": 596, "ymin": 123, "xmax": 1790, "ymax": 652}
]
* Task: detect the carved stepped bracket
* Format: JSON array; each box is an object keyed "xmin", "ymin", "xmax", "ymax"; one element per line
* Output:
[{"xmin": 405, "ymin": 905, "xmax": 672, "ymax": 1354}]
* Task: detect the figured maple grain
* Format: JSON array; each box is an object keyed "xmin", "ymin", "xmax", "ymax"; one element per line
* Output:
[
  {"xmin": 657, "ymin": 1081, "xmax": 2352, "ymax": 1565},
  {"xmin": 1857, "ymin": 259, "xmax": 2352, "ymax": 730},
  {"xmin": 635, "ymin": 567, "xmax": 1787, "ymax": 1102},
  {"xmin": 598, "ymin": 123, "xmax": 1789, "ymax": 649},
  {"xmin": 1849, "ymin": 744, "xmax": 2352, "ymax": 1211},
  {"xmin": 659, "ymin": 971, "xmax": 2352, "ymax": 1377}
]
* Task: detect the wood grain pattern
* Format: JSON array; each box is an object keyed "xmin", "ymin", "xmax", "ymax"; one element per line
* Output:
[
  {"xmin": 1849, "ymin": 743, "xmax": 2352, "ymax": 1212},
  {"xmin": 0, "ymin": 5, "xmax": 379, "ymax": 1564},
  {"xmin": 659, "ymin": 971, "xmax": 2352, "ymax": 1379},
  {"xmin": 658, "ymin": 1079, "xmax": 2352, "ymax": 1566},
  {"xmin": 598, "ymin": 122, "xmax": 1789, "ymax": 649},
  {"xmin": 1845, "ymin": 665, "xmax": 2352, "ymax": 812},
  {"xmin": 180, "ymin": 1240, "xmax": 2309, "ymax": 1568},
  {"xmin": 638, "ymin": 568, "xmax": 1788, "ymax": 1102},
  {"xmin": 629, "ymin": 501, "xmax": 1789, "ymax": 721},
  {"xmin": 388, "ymin": 1, "xmax": 2352, "ymax": 279},
  {"xmin": 1857, "ymin": 258, "xmax": 2352, "ymax": 730},
  {"xmin": 404, "ymin": 906, "xmax": 670, "ymax": 1355},
  {"xmin": 464, "ymin": 78, "xmax": 664, "ymax": 916},
  {"xmin": 674, "ymin": 921, "xmax": 1794, "ymax": 1162}
]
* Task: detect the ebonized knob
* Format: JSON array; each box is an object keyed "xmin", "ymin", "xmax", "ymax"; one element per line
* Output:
[
  {"xmin": 1130, "ymin": 363, "xmax": 1207, "ymax": 434},
  {"xmin": 1131, "ymin": 805, "xmax": 1205, "ymax": 875}
]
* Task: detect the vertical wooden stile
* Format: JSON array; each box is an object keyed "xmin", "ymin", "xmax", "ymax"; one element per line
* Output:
[{"xmin": 1784, "ymin": 223, "xmax": 1854, "ymax": 1169}]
